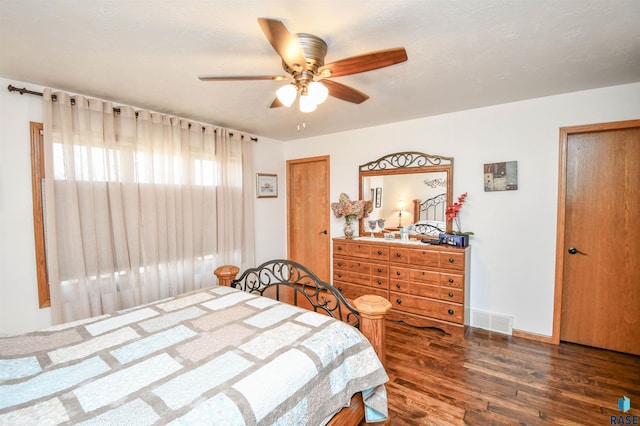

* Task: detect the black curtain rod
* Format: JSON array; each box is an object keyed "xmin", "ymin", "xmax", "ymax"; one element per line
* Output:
[{"xmin": 7, "ymin": 84, "xmax": 258, "ymax": 142}]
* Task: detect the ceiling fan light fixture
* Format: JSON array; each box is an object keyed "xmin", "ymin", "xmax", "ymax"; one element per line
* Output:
[
  {"xmin": 200, "ymin": 19, "xmax": 408, "ymax": 112},
  {"xmin": 299, "ymin": 94, "xmax": 317, "ymax": 113},
  {"xmin": 276, "ymin": 84, "xmax": 297, "ymax": 107},
  {"xmin": 308, "ymin": 81, "xmax": 329, "ymax": 105}
]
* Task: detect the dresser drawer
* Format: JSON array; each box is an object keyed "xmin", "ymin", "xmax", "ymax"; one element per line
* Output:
[
  {"xmin": 348, "ymin": 243, "xmax": 371, "ymax": 258},
  {"xmin": 408, "ymin": 249, "xmax": 439, "ymax": 267},
  {"xmin": 333, "ymin": 259, "xmax": 348, "ymax": 270},
  {"xmin": 388, "ymin": 247, "xmax": 409, "ymax": 263},
  {"xmin": 439, "ymin": 287, "xmax": 463, "ymax": 303},
  {"xmin": 390, "ymin": 266, "xmax": 409, "ymax": 280},
  {"xmin": 439, "ymin": 251, "xmax": 465, "ymax": 271},
  {"xmin": 407, "ymin": 282, "xmax": 439, "ymax": 299},
  {"xmin": 390, "ymin": 280, "xmax": 407, "ymax": 292},
  {"xmin": 370, "ymin": 245, "xmax": 389, "ymax": 261},
  {"xmin": 409, "ymin": 269, "xmax": 439, "ymax": 285},
  {"xmin": 390, "ymin": 292, "xmax": 463, "ymax": 323},
  {"xmin": 334, "ymin": 241, "xmax": 349, "ymax": 255},
  {"xmin": 333, "ymin": 269, "xmax": 348, "ymax": 281},
  {"xmin": 370, "ymin": 277, "xmax": 389, "ymax": 290},
  {"xmin": 440, "ymin": 272, "xmax": 464, "ymax": 289},
  {"xmin": 348, "ymin": 260, "xmax": 371, "ymax": 275},
  {"xmin": 371, "ymin": 264, "xmax": 389, "ymax": 277},
  {"xmin": 349, "ymin": 272, "xmax": 371, "ymax": 286}
]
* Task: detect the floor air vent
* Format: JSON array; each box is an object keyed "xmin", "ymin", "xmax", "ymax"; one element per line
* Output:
[{"xmin": 471, "ymin": 310, "xmax": 513, "ymax": 335}]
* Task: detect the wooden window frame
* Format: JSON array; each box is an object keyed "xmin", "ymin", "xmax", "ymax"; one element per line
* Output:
[{"xmin": 30, "ymin": 121, "xmax": 50, "ymax": 308}]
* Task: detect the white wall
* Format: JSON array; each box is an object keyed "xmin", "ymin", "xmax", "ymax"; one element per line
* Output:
[
  {"xmin": 0, "ymin": 78, "xmax": 50, "ymax": 334},
  {"xmin": 0, "ymin": 77, "xmax": 287, "ymax": 334},
  {"xmin": 251, "ymin": 138, "xmax": 287, "ymax": 264},
  {"xmin": 284, "ymin": 82, "xmax": 640, "ymax": 336}
]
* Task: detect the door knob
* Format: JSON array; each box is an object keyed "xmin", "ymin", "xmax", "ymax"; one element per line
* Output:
[
  {"xmin": 319, "ymin": 230, "xmax": 327, "ymax": 235},
  {"xmin": 568, "ymin": 247, "xmax": 586, "ymax": 255}
]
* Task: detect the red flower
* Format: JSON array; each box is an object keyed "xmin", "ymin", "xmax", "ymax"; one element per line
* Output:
[{"xmin": 446, "ymin": 193, "xmax": 473, "ymax": 235}]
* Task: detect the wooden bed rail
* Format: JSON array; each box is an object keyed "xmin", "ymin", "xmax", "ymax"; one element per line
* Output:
[{"xmin": 214, "ymin": 264, "xmax": 391, "ymax": 367}]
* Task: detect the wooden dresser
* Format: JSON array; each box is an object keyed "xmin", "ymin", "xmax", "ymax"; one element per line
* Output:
[{"xmin": 332, "ymin": 237, "xmax": 470, "ymax": 337}]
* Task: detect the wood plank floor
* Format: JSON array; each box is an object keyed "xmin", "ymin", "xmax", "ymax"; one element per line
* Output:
[{"xmin": 383, "ymin": 321, "xmax": 640, "ymax": 425}]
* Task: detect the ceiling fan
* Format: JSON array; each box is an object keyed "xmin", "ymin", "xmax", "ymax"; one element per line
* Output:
[{"xmin": 198, "ymin": 18, "xmax": 408, "ymax": 112}]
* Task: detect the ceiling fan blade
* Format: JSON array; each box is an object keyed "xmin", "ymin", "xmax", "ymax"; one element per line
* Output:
[
  {"xmin": 270, "ymin": 98, "xmax": 284, "ymax": 108},
  {"xmin": 198, "ymin": 75, "xmax": 287, "ymax": 81},
  {"xmin": 320, "ymin": 80, "xmax": 369, "ymax": 104},
  {"xmin": 318, "ymin": 47, "xmax": 407, "ymax": 78},
  {"xmin": 257, "ymin": 18, "xmax": 307, "ymax": 71}
]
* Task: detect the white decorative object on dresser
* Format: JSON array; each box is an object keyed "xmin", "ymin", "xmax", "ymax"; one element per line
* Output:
[{"xmin": 333, "ymin": 237, "xmax": 470, "ymax": 337}]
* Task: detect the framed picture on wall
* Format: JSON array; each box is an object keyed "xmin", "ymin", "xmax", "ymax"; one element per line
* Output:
[
  {"xmin": 484, "ymin": 161, "xmax": 518, "ymax": 191},
  {"xmin": 256, "ymin": 173, "xmax": 278, "ymax": 198},
  {"xmin": 375, "ymin": 187, "xmax": 382, "ymax": 208}
]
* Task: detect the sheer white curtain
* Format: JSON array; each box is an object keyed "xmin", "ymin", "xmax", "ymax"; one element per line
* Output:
[
  {"xmin": 215, "ymin": 129, "xmax": 256, "ymax": 270},
  {"xmin": 42, "ymin": 89, "xmax": 254, "ymax": 324}
]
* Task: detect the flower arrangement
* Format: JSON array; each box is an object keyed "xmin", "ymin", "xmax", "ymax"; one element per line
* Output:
[
  {"xmin": 446, "ymin": 192, "xmax": 474, "ymax": 236},
  {"xmin": 331, "ymin": 193, "xmax": 373, "ymax": 222}
]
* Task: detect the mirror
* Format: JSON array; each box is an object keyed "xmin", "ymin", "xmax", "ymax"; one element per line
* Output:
[{"xmin": 359, "ymin": 151, "xmax": 453, "ymax": 237}]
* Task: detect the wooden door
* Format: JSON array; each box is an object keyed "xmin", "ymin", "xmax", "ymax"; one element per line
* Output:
[
  {"xmin": 286, "ymin": 156, "xmax": 331, "ymax": 281},
  {"xmin": 554, "ymin": 120, "xmax": 640, "ymax": 355}
]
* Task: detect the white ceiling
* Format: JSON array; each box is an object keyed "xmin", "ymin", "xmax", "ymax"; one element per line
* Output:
[{"xmin": 1, "ymin": 0, "xmax": 639, "ymax": 141}]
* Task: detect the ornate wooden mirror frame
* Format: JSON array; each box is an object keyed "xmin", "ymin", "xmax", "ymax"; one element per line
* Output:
[{"xmin": 358, "ymin": 151, "xmax": 454, "ymax": 237}]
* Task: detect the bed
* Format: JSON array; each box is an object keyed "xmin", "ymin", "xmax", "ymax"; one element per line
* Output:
[
  {"xmin": 412, "ymin": 193, "xmax": 447, "ymax": 236},
  {"xmin": 0, "ymin": 259, "xmax": 390, "ymax": 425}
]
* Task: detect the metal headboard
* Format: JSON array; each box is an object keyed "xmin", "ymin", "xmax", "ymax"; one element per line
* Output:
[
  {"xmin": 413, "ymin": 193, "xmax": 447, "ymax": 235},
  {"xmin": 230, "ymin": 259, "xmax": 360, "ymax": 328}
]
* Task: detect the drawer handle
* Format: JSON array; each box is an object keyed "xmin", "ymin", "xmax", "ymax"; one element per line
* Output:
[
  {"xmin": 396, "ymin": 283, "xmax": 401, "ymax": 289},
  {"xmin": 396, "ymin": 252, "xmax": 402, "ymax": 257},
  {"xmin": 338, "ymin": 273, "xmax": 342, "ymax": 278},
  {"xmin": 377, "ymin": 250, "xmax": 383, "ymax": 255},
  {"xmin": 377, "ymin": 280, "xmax": 382, "ymax": 285},
  {"xmin": 449, "ymin": 258, "xmax": 455, "ymax": 263},
  {"xmin": 338, "ymin": 247, "xmax": 343, "ymax": 251},
  {"xmin": 396, "ymin": 299, "xmax": 402, "ymax": 304},
  {"xmin": 338, "ymin": 287, "xmax": 343, "ymax": 292},
  {"xmin": 396, "ymin": 271, "xmax": 401, "ymax": 276},
  {"xmin": 448, "ymin": 292, "xmax": 454, "ymax": 298},
  {"xmin": 448, "ymin": 278, "xmax": 454, "ymax": 283},
  {"xmin": 377, "ymin": 268, "xmax": 382, "ymax": 273},
  {"xmin": 338, "ymin": 262, "xmax": 342, "ymax": 267},
  {"xmin": 448, "ymin": 309, "xmax": 454, "ymax": 315}
]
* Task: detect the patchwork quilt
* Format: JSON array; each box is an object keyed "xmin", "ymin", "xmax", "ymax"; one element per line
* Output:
[{"xmin": 0, "ymin": 286, "xmax": 388, "ymax": 425}]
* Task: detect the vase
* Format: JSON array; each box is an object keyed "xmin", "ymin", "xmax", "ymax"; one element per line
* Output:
[{"xmin": 343, "ymin": 217, "xmax": 355, "ymax": 238}]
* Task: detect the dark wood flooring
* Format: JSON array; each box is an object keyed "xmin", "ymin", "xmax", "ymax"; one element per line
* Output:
[{"xmin": 383, "ymin": 321, "xmax": 640, "ymax": 425}]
